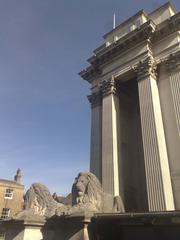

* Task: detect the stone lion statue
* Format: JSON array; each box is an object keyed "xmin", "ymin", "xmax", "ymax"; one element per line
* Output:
[
  {"xmin": 70, "ymin": 172, "xmax": 125, "ymax": 213},
  {"xmin": 18, "ymin": 172, "xmax": 124, "ymax": 219},
  {"xmin": 23, "ymin": 183, "xmax": 69, "ymax": 218}
]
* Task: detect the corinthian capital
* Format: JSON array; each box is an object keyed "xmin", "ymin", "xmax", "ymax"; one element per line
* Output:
[
  {"xmin": 165, "ymin": 53, "xmax": 180, "ymax": 72},
  {"xmin": 100, "ymin": 77, "xmax": 117, "ymax": 97},
  {"xmin": 88, "ymin": 91, "xmax": 102, "ymax": 108},
  {"xmin": 133, "ymin": 56, "xmax": 157, "ymax": 80}
]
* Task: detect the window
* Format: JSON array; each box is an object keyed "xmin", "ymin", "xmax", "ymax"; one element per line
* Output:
[
  {"xmin": 1, "ymin": 208, "xmax": 10, "ymax": 219},
  {"xmin": 0, "ymin": 232, "xmax": 5, "ymax": 240},
  {"xmin": 4, "ymin": 188, "xmax": 13, "ymax": 199}
]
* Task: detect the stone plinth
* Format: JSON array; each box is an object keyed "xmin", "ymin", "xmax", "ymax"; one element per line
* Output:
[
  {"xmin": 0, "ymin": 218, "xmax": 45, "ymax": 240},
  {"xmin": 43, "ymin": 214, "xmax": 91, "ymax": 240},
  {"xmin": 91, "ymin": 211, "xmax": 180, "ymax": 240}
]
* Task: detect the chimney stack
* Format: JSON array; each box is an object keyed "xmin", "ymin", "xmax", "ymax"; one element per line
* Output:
[{"xmin": 14, "ymin": 168, "xmax": 21, "ymax": 183}]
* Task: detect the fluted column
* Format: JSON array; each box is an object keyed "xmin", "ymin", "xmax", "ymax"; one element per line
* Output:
[
  {"xmin": 159, "ymin": 52, "xmax": 180, "ymax": 209},
  {"xmin": 166, "ymin": 53, "xmax": 180, "ymax": 135},
  {"xmin": 101, "ymin": 77, "xmax": 119, "ymax": 196},
  {"xmin": 88, "ymin": 91, "xmax": 102, "ymax": 181},
  {"xmin": 135, "ymin": 57, "xmax": 174, "ymax": 211}
]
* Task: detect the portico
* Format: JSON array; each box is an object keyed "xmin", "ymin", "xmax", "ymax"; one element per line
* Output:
[{"xmin": 80, "ymin": 2, "xmax": 180, "ymax": 212}]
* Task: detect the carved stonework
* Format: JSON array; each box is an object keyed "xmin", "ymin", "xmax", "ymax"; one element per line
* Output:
[
  {"xmin": 70, "ymin": 172, "xmax": 125, "ymax": 213},
  {"xmin": 133, "ymin": 56, "xmax": 157, "ymax": 80},
  {"xmin": 100, "ymin": 77, "xmax": 117, "ymax": 96},
  {"xmin": 152, "ymin": 13, "xmax": 180, "ymax": 43},
  {"xmin": 19, "ymin": 172, "xmax": 125, "ymax": 220},
  {"xmin": 80, "ymin": 21, "xmax": 156, "ymax": 83},
  {"xmin": 21, "ymin": 183, "xmax": 70, "ymax": 219},
  {"xmin": 165, "ymin": 53, "xmax": 180, "ymax": 72},
  {"xmin": 88, "ymin": 91, "xmax": 102, "ymax": 108}
]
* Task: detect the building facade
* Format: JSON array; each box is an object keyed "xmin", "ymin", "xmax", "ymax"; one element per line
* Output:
[
  {"xmin": 80, "ymin": 2, "xmax": 180, "ymax": 212},
  {"xmin": 0, "ymin": 169, "xmax": 24, "ymax": 220}
]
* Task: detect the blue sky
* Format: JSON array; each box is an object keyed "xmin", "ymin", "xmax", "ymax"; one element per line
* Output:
[{"xmin": 0, "ymin": 0, "xmax": 179, "ymax": 196}]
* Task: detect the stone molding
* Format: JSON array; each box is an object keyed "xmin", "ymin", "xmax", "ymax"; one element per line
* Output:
[
  {"xmin": 164, "ymin": 53, "xmax": 180, "ymax": 72},
  {"xmin": 100, "ymin": 77, "xmax": 117, "ymax": 97},
  {"xmin": 80, "ymin": 21, "xmax": 156, "ymax": 82},
  {"xmin": 133, "ymin": 56, "xmax": 157, "ymax": 81},
  {"xmin": 88, "ymin": 76, "xmax": 118, "ymax": 107},
  {"xmin": 152, "ymin": 12, "xmax": 180, "ymax": 43},
  {"xmin": 88, "ymin": 91, "xmax": 102, "ymax": 108},
  {"xmin": 79, "ymin": 66, "xmax": 102, "ymax": 83},
  {"xmin": 158, "ymin": 52, "xmax": 180, "ymax": 74},
  {"xmin": 80, "ymin": 12, "xmax": 180, "ymax": 83}
]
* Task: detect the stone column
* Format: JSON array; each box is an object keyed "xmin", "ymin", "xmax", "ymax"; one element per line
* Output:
[
  {"xmin": 135, "ymin": 57, "xmax": 175, "ymax": 211},
  {"xmin": 161, "ymin": 53, "xmax": 180, "ymax": 209},
  {"xmin": 88, "ymin": 91, "xmax": 102, "ymax": 181},
  {"xmin": 167, "ymin": 53, "xmax": 180, "ymax": 135},
  {"xmin": 101, "ymin": 77, "xmax": 119, "ymax": 196}
]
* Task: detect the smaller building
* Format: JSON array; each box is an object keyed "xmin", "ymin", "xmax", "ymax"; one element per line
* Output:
[{"xmin": 0, "ymin": 169, "xmax": 24, "ymax": 220}]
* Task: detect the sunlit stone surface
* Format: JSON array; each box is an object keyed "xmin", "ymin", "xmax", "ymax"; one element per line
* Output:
[{"xmin": 80, "ymin": 2, "xmax": 180, "ymax": 213}]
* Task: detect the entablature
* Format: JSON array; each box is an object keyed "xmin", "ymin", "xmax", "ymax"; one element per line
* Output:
[
  {"xmin": 79, "ymin": 11, "xmax": 180, "ymax": 84},
  {"xmin": 87, "ymin": 50, "xmax": 180, "ymax": 107},
  {"xmin": 152, "ymin": 11, "xmax": 180, "ymax": 42},
  {"xmin": 79, "ymin": 20, "xmax": 155, "ymax": 83},
  {"xmin": 88, "ymin": 20, "xmax": 155, "ymax": 65}
]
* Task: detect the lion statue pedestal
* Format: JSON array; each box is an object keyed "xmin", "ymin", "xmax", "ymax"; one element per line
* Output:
[{"xmin": 3, "ymin": 172, "xmax": 124, "ymax": 240}]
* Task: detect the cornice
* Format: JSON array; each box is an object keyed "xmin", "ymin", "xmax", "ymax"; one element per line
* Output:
[
  {"xmin": 79, "ymin": 66, "xmax": 102, "ymax": 83},
  {"xmin": 133, "ymin": 56, "xmax": 157, "ymax": 80},
  {"xmin": 90, "ymin": 20, "xmax": 155, "ymax": 65},
  {"xmin": 79, "ymin": 21, "xmax": 156, "ymax": 83},
  {"xmin": 79, "ymin": 12, "xmax": 180, "ymax": 84},
  {"xmin": 152, "ymin": 12, "xmax": 180, "ymax": 42}
]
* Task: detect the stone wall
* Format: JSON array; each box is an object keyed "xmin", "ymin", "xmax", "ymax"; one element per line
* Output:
[{"xmin": 0, "ymin": 181, "xmax": 24, "ymax": 218}]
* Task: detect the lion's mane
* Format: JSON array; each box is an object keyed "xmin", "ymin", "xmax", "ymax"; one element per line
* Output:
[
  {"xmin": 72, "ymin": 172, "xmax": 103, "ymax": 210},
  {"xmin": 71, "ymin": 172, "xmax": 125, "ymax": 213},
  {"xmin": 24, "ymin": 183, "xmax": 62, "ymax": 217}
]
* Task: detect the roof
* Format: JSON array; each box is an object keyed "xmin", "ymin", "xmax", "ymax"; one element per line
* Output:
[
  {"xmin": 103, "ymin": 2, "xmax": 177, "ymax": 40},
  {"xmin": 0, "ymin": 178, "xmax": 23, "ymax": 187},
  {"xmin": 149, "ymin": 1, "xmax": 177, "ymax": 16},
  {"xmin": 103, "ymin": 10, "xmax": 148, "ymax": 39}
]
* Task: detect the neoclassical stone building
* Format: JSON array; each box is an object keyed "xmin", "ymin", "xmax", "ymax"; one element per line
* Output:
[{"xmin": 80, "ymin": 2, "xmax": 180, "ymax": 212}]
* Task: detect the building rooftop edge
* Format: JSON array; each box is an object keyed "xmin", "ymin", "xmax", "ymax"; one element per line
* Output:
[
  {"xmin": 149, "ymin": 1, "xmax": 177, "ymax": 16},
  {"xmin": 103, "ymin": 2, "xmax": 177, "ymax": 40},
  {"xmin": 0, "ymin": 178, "xmax": 24, "ymax": 186},
  {"xmin": 88, "ymin": 19, "xmax": 156, "ymax": 63},
  {"xmin": 103, "ymin": 10, "xmax": 147, "ymax": 39},
  {"xmin": 79, "ymin": 2, "xmax": 179, "ymax": 82}
]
